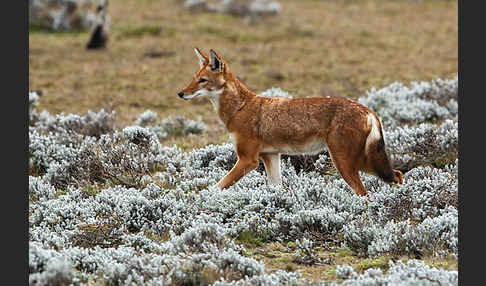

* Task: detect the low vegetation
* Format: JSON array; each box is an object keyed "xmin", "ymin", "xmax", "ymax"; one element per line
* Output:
[
  {"xmin": 29, "ymin": 77, "xmax": 458, "ymax": 285},
  {"xmin": 29, "ymin": 0, "xmax": 458, "ymax": 284}
]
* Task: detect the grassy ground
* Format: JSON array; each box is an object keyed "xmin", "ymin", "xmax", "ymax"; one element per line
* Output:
[
  {"xmin": 29, "ymin": 0, "xmax": 458, "ymax": 280},
  {"xmin": 241, "ymin": 241, "xmax": 458, "ymax": 283},
  {"xmin": 29, "ymin": 0, "xmax": 457, "ymax": 149}
]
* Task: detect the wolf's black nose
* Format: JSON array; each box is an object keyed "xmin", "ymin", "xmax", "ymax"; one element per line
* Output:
[{"xmin": 177, "ymin": 92, "xmax": 184, "ymax": 98}]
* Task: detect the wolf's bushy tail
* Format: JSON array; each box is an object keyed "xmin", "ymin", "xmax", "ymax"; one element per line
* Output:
[{"xmin": 365, "ymin": 113, "xmax": 398, "ymax": 183}]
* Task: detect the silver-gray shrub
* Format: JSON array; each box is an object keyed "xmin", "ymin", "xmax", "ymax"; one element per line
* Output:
[
  {"xmin": 343, "ymin": 204, "xmax": 458, "ymax": 258},
  {"xmin": 335, "ymin": 265, "xmax": 358, "ymax": 280},
  {"xmin": 134, "ymin": 109, "xmax": 158, "ymax": 127},
  {"xmin": 30, "ymin": 222, "xmax": 266, "ymax": 285},
  {"xmin": 30, "ymin": 126, "xmax": 164, "ymax": 189},
  {"xmin": 160, "ymin": 115, "xmax": 207, "ymax": 138},
  {"xmin": 247, "ymin": 0, "xmax": 281, "ymax": 16},
  {"xmin": 29, "ymin": 91, "xmax": 41, "ymax": 124},
  {"xmin": 29, "ymin": 97, "xmax": 208, "ymax": 189},
  {"xmin": 183, "ymin": 143, "xmax": 237, "ymax": 171},
  {"xmin": 365, "ymin": 162, "xmax": 458, "ymax": 224},
  {"xmin": 135, "ymin": 110, "xmax": 207, "ymax": 140},
  {"xmin": 213, "ymin": 270, "xmax": 302, "ymax": 286},
  {"xmin": 28, "ymin": 105, "xmax": 168, "ymax": 189},
  {"xmin": 29, "ymin": 0, "xmax": 98, "ymax": 31},
  {"xmin": 385, "ymin": 119, "xmax": 458, "ymax": 170},
  {"xmin": 359, "ymin": 77, "xmax": 458, "ymax": 129},
  {"xmin": 29, "ymin": 242, "xmax": 73, "ymax": 286},
  {"xmin": 33, "ymin": 109, "xmax": 115, "ymax": 138},
  {"xmin": 258, "ymin": 87, "xmax": 293, "ymax": 99},
  {"xmin": 29, "ymin": 176, "xmax": 56, "ymax": 202},
  {"xmin": 29, "ymin": 161, "xmax": 458, "ymax": 284},
  {"xmin": 28, "ymin": 108, "xmax": 115, "ymax": 177},
  {"xmin": 342, "ymin": 161, "xmax": 457, "ymax": 257},
  {"xmin": 334, "ymin": 260, "xmax": 458, "ymax": 286},
  {"xmin": 134, "ymin": 109, "xmax": 168, "ymax": 140},
  {"xmin": 29, "ymin": 126, "xmax": 95, "ymax": 175},
  {"xmin": 184, "ymin": 0, "xmax": 281, "ymax": 19}
]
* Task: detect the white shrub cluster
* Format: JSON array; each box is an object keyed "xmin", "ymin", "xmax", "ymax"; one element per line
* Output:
[
  {"xmin": 335, "ymin": 260, "xmax": 457, "ymax": 286},
  {"xmin": 34, "ymin": 109, "xmax": 115, "ymax": 137},
  {"xmin": 257, "ymin": 87, "xmax": 293, "ymax": 99},
  {"xmin": 29, "ymin": 77, "xmax": 458, "ymax": 285},
  {"xmin": 358, "ymin": 77, "xmax": 458, "ymax": 129},
  {"xmin": 29, "ymin": 108, "xmax": 206, "ymax": 189},
  {"xmin": 184, "ymin": 0, "xmax": 280, "ymax": 22},
  {"xmin": 29, "ymin": 243, "xmax": 73, "ymax": 286},
  {"xmin": 29, "ymin": 91, "xmax": 41, "ymax": 124},
  {"xmin": 134, "ymin": 109, "xmax": 158, "ymax": 127},
  {"xmin": 28, "ymin": 161, "xmax": 458, "ymax": 284},
  {"xmin": 29, "ymin": 176, "xmax": 56, "ymax": 203},
  {"xmin": 160, "ymin": 116, "xmax": 207, "ymax": 138},
  {"xmin": 213, "ymin": 270, "xmax": 301, "ymax": 286},
  {"xmin": 29, "ymin": 0, "xmax": 98, "ymax": 31},
  {"xmin": 30, "ymin": 223, "xmax": 266, "ymax": 285},
  {"xmin": 385, "ymin": 119, "xmax": 458, "ymax": 170},
  {"xmin": 135, "ymin": 110, "xmax": 207, "ymax": 141}
]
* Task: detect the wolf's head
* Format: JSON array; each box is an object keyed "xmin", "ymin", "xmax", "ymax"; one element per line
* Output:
[{"xmin": 177, "ymin": 48, "xmax": 230, "ymax": 100}]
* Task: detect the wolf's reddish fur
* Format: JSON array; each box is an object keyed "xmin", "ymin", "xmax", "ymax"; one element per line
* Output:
[{"xmin": 178, "ymin": 48, "xmax": 403, "ymax": 196}]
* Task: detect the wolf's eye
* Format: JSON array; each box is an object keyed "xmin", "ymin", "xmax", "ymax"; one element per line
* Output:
[{"xmin": 198, "ymin": 78, "xmax": 208, "ymax": 83}]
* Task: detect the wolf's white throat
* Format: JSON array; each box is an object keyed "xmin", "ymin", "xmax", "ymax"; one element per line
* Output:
[{"xmin": 202, "ymin": 88, "xmax": 223, "ymax": 113}]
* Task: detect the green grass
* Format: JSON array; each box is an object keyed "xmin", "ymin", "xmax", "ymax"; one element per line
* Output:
[
  {"xmin": 80, "ymin": 186, "xmax": 101, "ymax": 197},
  {"xmin": 236, "ymin": 231, "xmax": 266, "ymax": 247},
  {"xmin": 354, "ymin": 256, "xmax": 391, "ymax": 273},
  {"xmin": 53, "ymin": 189, "xmax": 68, "ymax": 200}
]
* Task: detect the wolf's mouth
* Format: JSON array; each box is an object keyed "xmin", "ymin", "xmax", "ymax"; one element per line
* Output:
[{"xmin": 181, "ymin": 94, "xmax": 198, "ymax": 100}]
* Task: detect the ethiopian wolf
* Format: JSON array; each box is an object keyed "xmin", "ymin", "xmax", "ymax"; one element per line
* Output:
[{"xmin": 177, "ymin": 48, "xmax": 403, "ymax": 196}]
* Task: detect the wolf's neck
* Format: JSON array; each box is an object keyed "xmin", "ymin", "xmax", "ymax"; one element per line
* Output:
[
  {"xmin": 217, "ymin": 73, "xmax": 256, "ymax": 129},
  {"xmin": 233, "ymin": 74, "xmax": 257, "ymax": 99}
]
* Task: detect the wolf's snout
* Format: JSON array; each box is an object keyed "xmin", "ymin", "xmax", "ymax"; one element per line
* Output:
[{"xmin": 177, "ymin": 92, "xmax": 184, "ymax": 98}]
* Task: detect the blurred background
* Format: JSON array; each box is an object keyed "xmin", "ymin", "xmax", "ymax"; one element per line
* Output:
[{"xmin": 29, "ymin": 0, "xmax": 458, "ymax": 150}]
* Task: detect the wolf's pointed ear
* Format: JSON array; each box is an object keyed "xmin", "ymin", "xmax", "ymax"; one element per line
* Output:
[
  {"xmin": 194, "ymin": 47, "xmax": 209, "ymax": 68},
  {"xmin": 209, "ymin": 49, "xmax": 226, "ymax": 73}
]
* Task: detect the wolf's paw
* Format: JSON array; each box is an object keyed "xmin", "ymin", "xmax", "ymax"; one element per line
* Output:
[
  {"xmin": 393, "ymin": 169, "xmax": 403, "ymax": 185},
  {"xmin": 209, "ymin": 184, "xmax": 222, "ymax": 191}
]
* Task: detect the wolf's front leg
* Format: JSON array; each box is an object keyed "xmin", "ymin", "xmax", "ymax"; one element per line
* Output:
[
  {"xmin": 214, "ymin": 157, "xmax": 259, "ymax": 189},
  {"xmin": 260, "ymin": 153, "xmax": 282, "ymax": 185}
]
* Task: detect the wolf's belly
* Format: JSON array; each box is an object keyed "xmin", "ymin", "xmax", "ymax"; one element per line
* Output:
[{"xmin": 261, "ymin": 138, "xmax": 327, "ymax": 155}]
